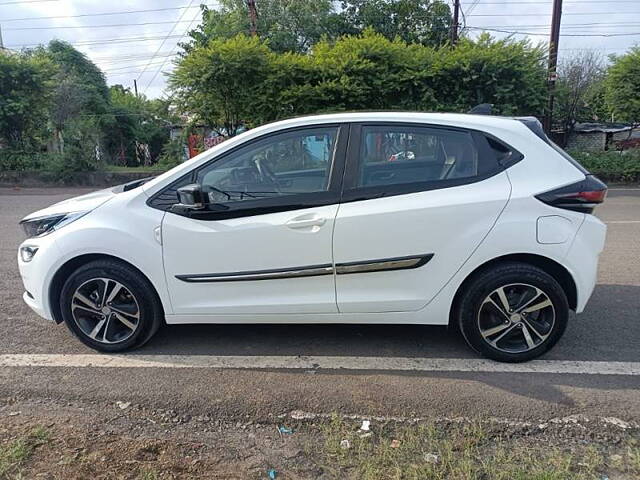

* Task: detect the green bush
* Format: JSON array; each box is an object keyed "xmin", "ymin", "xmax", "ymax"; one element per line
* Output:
[
  {"xmin": 570, "ymin": 149, "xmax": 640, "ymax": 183},
  {"xmin": 156, "ymin": 138, "xmax": 187, "ymax": 170},
  {"xmin": 0, "ymin": 150, "xmax": 61, "ymax": 171}
]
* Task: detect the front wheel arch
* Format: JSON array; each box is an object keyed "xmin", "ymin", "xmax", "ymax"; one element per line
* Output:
[
  {"xmin": 49, "ymin": 253, "xmax": 165, "ymax": 325},
  {"xmin": 450, "ymin": 253, "xmax": 578, "ymax": 326}
]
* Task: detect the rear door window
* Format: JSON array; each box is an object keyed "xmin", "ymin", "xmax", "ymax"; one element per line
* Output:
[
  {"xmin": 343, "ymin": 124, "xmax": 501, "ymax": 200},
  {"xmin": 357, "ymin": 126, "xmax": 480, "ymax": 188}
]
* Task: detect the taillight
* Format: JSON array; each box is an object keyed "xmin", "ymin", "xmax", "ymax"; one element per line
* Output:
[{"xmin": 535, "ymin": 175, "xmax": 607, "ymax": 214}]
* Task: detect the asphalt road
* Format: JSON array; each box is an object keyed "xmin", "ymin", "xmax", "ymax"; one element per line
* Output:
[{"xmin": 1, "ymin": 186, "xmax": 639, "ymax": 422}]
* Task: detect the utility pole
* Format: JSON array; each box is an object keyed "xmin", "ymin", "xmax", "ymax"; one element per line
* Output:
[
  {"xmin": 246, "ymin": 0, "xmax": 258, "ymax": 37},
  {"xmin": 451, "ymin": 0, "xmax": 460, "ymax": 46},
  {"xmin": 544, "ymin": 0, "xmax": 563, "ymax": 134},
  {"xmin": 133, "ymin": 79, "xmax": 139, "ymax": 97}
]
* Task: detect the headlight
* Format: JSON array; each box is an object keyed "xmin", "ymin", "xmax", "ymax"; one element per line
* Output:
[{"xmin": 20, "ymin": 211, "xmax": 88, "ymax": 238}]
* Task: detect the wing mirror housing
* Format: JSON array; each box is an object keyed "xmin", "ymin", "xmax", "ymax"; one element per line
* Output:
[{"xmin": 176, "ymin": 184, "xmax": 209, "ymax": 210}]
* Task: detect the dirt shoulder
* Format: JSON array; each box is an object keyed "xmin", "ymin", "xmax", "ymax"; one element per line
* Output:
[{"xmin": 1, "ymin": 397, "xmax": 638, "ymax": 480}]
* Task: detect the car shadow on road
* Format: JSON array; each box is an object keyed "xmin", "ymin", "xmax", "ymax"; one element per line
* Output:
[{"xmin": 128, "ymin": 284, "xmax": 640, "ymax": 407}]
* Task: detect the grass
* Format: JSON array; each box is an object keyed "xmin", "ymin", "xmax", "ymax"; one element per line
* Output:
[
  {"xmin": 0, "ymin": 427, "xmax": 50, "ymax": 479},
  {"xmin": 319, "ymin": 416, "xmax": 637, "ymax": 480},
  {"xmin": 138, "ymin": 469, "xmax": 160, "ymax": 480}
]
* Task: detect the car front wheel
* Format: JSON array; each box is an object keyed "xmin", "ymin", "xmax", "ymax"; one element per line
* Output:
[
  {"xmin": 457, "ymin": 262, "xmax": 569, "ymax": 363},
  {"xmin": 60, "ymin": 259, "xmax": 163, "ymax": 352}
]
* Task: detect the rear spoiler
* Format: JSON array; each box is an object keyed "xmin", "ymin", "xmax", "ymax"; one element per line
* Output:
[
  {"xmin": 467, "ymin": 105, "xmax": 549, "ymax": 143},
  {"xmin": 467, "ymin": 103, "xmax": 493, "ymax": 115},
  {"xmin": 513, "ymin": 116, "xmax": 548, "ymax": 142}
]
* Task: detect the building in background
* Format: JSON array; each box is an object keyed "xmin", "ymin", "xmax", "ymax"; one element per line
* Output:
[{"xmin": 565, "ymin": 123, "xmax": 638, "ymax": 151}]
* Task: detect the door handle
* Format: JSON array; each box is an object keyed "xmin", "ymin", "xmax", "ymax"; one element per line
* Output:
[{"xmin": 286, "ymin": 215, "xmax": 327, "ymax": 229}]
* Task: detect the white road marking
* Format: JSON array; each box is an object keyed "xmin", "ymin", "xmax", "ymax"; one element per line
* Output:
[{"xmin": 0, "ymin": 354, "xmax": 639, "ymax": 375}]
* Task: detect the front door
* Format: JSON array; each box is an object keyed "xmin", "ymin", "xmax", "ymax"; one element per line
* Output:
[
  {"xmin": 162, "ymin": 124, "xmax": 347, "ymax": 315},
  {"xmin": 333, "ymin": 122, "xmax": 512, "ymax": 313}
]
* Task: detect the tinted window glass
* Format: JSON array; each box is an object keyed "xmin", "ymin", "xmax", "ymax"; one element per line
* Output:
[
  {"xmin": 357, "ymin": 126, "xmax": 480, "ymax": 188},
  {"xmin": 197, "ymin": 127, "xmax": 337, "ymax": 203}
]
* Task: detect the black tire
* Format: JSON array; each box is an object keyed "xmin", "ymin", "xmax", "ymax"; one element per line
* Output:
[
  {"xmin": 60, "ymin": 259, "xmax": 163, "ymax": 352},
  {"xmin": 456, "ymin": 262, "xmax": 569, "ymax": 363}
]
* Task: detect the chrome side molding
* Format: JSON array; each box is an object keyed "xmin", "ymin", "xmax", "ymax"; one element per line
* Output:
[
  {"xmin": 176, "ymin": 264, "xmax": 334, "ymax": 283},
  {"xmin": 176, "ymin": 254, "xmax": 433, "ymax": 283},
  {"xmin": 335, "ymin": 254, "xmax": 433, "ymax": 275}
]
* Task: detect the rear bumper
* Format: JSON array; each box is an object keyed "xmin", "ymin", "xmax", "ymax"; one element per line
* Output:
[{"xmin": 565, "ymin": 214, "xmax": 607, "ymax": 313}]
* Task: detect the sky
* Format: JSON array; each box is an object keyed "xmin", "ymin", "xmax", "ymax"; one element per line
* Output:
[{"xmin": 1, "ymin": 0, "xmax": 639, "ymax": 99}]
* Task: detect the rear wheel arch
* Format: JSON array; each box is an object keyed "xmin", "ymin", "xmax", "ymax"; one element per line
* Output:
[
  {"xmin": 450, "ymin": 253, "xmax": 578, "ymax": 325},
  {"xmin": 49, "ymin": 253, "xmax": 165, "ymax": 325}
]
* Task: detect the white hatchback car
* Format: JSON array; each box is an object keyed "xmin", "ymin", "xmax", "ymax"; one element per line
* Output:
[{"xmin": 18, "ymin": 112, "xmax": 607, "ymax": 362}]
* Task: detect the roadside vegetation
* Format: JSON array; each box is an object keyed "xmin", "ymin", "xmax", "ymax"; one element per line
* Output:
[
  {"xmin": 0, "ymin": 426, "xmax": 50, "ymax": 479},
  {"xmin": 321, "ymin": 416, "xmax": 640, "ymax": 480},
  {"xmin": 1, "ymin": 410, "xmax": 639, "ymax": 480},
  {"xmin": 1, "ymin": 0, "xmax": 639, "ymax": 180},
  {"xmin": 573, "ymin": 149, "xmax": 640, "ymax": 183}
]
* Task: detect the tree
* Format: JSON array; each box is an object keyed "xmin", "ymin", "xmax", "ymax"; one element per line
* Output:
[
  {"xmin": 339, "ymin": 0, "xmax": 451, "ymax": 47},
  {"xmin": 170, "ymin": 31, "xmax": 547, "ymax": 134},
  {"xmin": 554, "ymin": 51, "xmax": 606, "ymax": 133},
  {"xmin": 30, "ymin": 40, "xmax": 110, "ymax": 154},
  {"xmin": 170, "ymin": 34, "xmax": 272, "ymax": 135},
  {"xmin": 430, "ymin": 34, "xmax": 547, "ymax": 115},
  {"xmin": 605, "ymin": 47, "xmax": 640, "ymax": 124},
  {"xmin": 103, "ymin": 85, "xmax": 174, "ymax": 166},
  {"xmin": 183, "ymin": 0, "xmax": 452, "ymax": 54},
  {"xmin": 0, "ymin": 53, "xmax": 53, "ymax": 150},
  {"xmin": 184, "ymin": 0, "xmax": 341, "ymax": 54}
]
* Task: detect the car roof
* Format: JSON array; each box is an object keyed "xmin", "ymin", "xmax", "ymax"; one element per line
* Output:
[{"xmin": 261, "ymin": 111, "xmax": 525, "ymax": 131}]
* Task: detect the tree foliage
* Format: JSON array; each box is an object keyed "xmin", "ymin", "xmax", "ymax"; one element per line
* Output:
[
  {"xmin": 184, "ymin": 0, "xmax": 342, "ymax": 54},
  {"xmin": 1, "ymin": 41, "xmax": 175, "ymax": 171},
  {"xmin": 171, "ymin": 34, "xmax": 272, "ymax": 135},
  {"xmin": 0, "ymin": 53, "xmax": 53, "ymax": 150},
  {"xmin": 183, "ymin": 0, "xmax": 452, "ymax": 54},
  {"xmin": 554, "ymin": 51, "xmax": 607, "ymax": 132},
  {"xmin": 605, "ymin": 47, "xmax": 640, "ymax": 124},
  {"xmin": 103, "ymin": 85, "xmax": 175, "ymax": 166},
  {"xmin": 340, "ymin": 0, "xmax": 451, "ymax": 46},
  {"xmin": 171, "ymin": 31, "xmax": 548, "ymax": 133}
]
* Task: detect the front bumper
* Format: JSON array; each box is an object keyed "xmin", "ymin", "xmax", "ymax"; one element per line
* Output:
[{"xmin": 17, "ymin": 238, "xmax": 60, "ymax": 322}]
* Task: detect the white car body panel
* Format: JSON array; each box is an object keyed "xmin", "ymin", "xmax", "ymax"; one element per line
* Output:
[
  {"xmin": 17, "ymin": 111, "xmax": 606, "ymax": 334},
  {"xmin": 333, "ymin": 172, "xmax": 511, "ymax": 313},
  {"xmin": 162, "ymin": 204, "xmax": 339, "ymax": 314}
]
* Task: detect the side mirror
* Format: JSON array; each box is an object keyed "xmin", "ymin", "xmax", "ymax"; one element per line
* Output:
[{"xmin": 176, "ymin": 183, "xmax": 208, "ymax": 210}]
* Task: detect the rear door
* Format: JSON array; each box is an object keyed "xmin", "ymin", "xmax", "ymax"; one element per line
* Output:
[{"xmin": 333, "ymin": 122, "xmax": 512, "ymax": 313}]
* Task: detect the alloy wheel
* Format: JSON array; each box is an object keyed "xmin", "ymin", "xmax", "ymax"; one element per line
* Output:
[
  {"xmin": 477, "ymin": 283, "xmax": 555, "ymax": 354},
  {"xmin": 71, "ymin": 277, "xmax": 140, "ymax": 344}
]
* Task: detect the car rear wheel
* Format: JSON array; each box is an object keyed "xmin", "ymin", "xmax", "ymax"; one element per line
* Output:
[
  {"xmin": 60, "ymin": 259, "xmax": 163, "ymax": 352},
  {"xmin": 457, "ymin": 262, "xmax": 569, "ymax": 362}
]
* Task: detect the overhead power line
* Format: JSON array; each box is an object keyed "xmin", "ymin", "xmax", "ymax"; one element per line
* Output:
[
  {"xmin": 467, "ymin": 26, "xmax": 640, "ymax": 37},
  {"xmin": 143, "ymin": 4, "xmax": 202, "ymax": 94},
  {"xmin": 2, "ymin": 4, "xmax": 216, "ymax": 23},
  {"xmin": 0, "ymin": 0, "xmax": 58, "ymax": 5},
  {"xmin": 468, "ymin": 12, "xmax": 640, "ymax": 16},
  {"xmin": 471, "ymin": 0, "xmax": 640, "ymax": 3},
  {"xmin": 7, "ymin": 34, "xmax": 185, "ymax": 48},
  {"xmin": 137, "ymin": 0, "xmax": 197, "ymax": 89},
  {"xmin": 475, "ymin": 22, "xmax": 640, "ymax": 28},
  {"xmin": 3, "ymin": 20, "xmax": 195, "ymax": 31}
]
